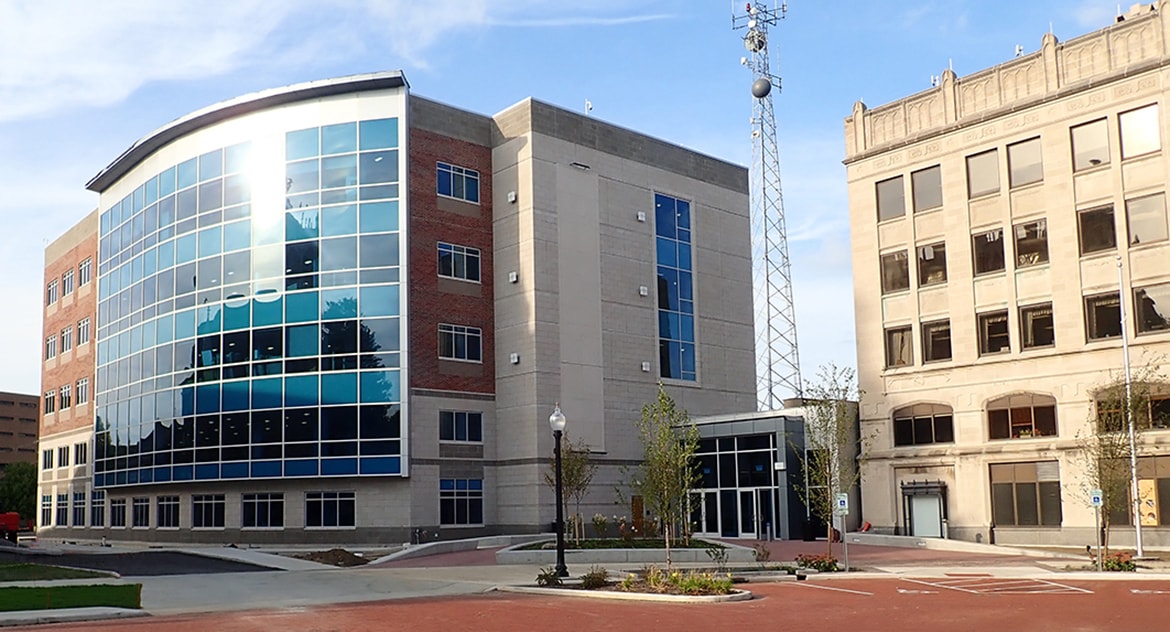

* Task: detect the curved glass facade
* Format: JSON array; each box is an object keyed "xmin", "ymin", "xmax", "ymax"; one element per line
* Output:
[{"xmin": 94, "ymin": 114, "xmax": 407, "ymax": 488}]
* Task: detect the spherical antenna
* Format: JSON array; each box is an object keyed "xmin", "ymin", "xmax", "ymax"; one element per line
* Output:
[{"xmin": 751, "ymin": 78, "xmax": 772, "ymax": 99}]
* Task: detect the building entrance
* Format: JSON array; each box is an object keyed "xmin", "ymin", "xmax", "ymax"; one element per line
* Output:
[{"xmin": 691, "ymin": 434, "xmax": 781, "ymax": 539}]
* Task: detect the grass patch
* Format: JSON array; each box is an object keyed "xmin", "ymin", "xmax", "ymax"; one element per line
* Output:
[
  {"xmin": 519, "ymin": 538, "xmax": 724, "ymax": 551},
  {"xmin": 0, "ymin": 564, "xmax": 112, "ymax": 582},
  {"xmin": 0, "ymin": 584, "xmax": 141, "ymax": 611}
]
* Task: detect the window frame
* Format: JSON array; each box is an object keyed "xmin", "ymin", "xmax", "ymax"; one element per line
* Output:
[
  {"xmin": 305, "ymin": 491, "xmax": 356, "ymax": 529},
  {"xmin": 60, "ymin": 327, "xmax": 72, "ymax": 353},
  {"xmin": 1071, "ymin": 118, "xmax": 1110, "ymax": 171},
  {"xmin": 131, "ymin": 497, "xmax": 150, "ymax": 528},
  {"xmin": 439, "ymin": 410, "xmax": 484, "ymax": 443},
  {"xmin": 78, "ymin": 318, "xmax": 91, "ymax": 345},
  {"xmin": 438, "ymin": 323, "xmax": 483, "ymax": 363},
  {"xmin": 1135, "ymin": 283, "xmax": 1170, "ymax": 335},
  {"xmin": 1013, "ymin": 219, "xmax": 1049, "ymax": 268},
  {"xmin": 1077, "ymin": 205, "xmax": 1117, "ymax": 255},
  {"xmin": 916, "ymin": 242, "xmax": 947, "ymax": 287},
  {"xmin": 72, "ymin": 491, "xmax": 86, "ymax": 528},
  {"xmin": 157, "ymin": 496, "xmax": 180, "ymax": 529},
  {"xmin": 892, "ymin": 404, "xmax": 955, "ymax": 447},
  {"xmin": 989, "ymin": 461, "xmax": 1062, "ymax": 526},
  {"xmin": 911, "ymin": 166, "xmax": 942, "ymax": 213},
  {"xmin": 1007, "ymin": 137, "xmax": 1043, "ymax": 188},
  {"xmin": 884, "ymin": 325, "xmax": 913, "ymax": 369},
  {"xmin": 966, "ymin": 149, "xmax": 1000, "ymax": 198},
  {"xmin": 62, "ymin": 269, "xmax": 75, "ymax": 296},
  {"xmin": 875, "ymin": 176, "xmax": 905, "ymax": 222},
  {"xmin": 978, "ymin": 310, "xmax": 1011, "ymax": 356},
  {"xmin": 46, "ymin": 279, "xmax": 58, "ymax": 306},
  {"xmin": 45, "ymin": 335, "xmax": 57, "ymax": 360},
  {"xmin": 1125, "ymin": 192, "xmax": 1168, "ymax": 246},
  {"xmin": 110, "ymin": 498, "xmax": 127, "ymax": 529},
  {"xmin": 988, "ymin": 394, "xmax": 1058, "ymax": 440},
  {"xmin": 242, "ymin": 492, "xmax": 285, "ymax": 529},
  {"xmin": 78, "ymin": 258, "xmax": 92, "ymax": 286},
  {"xmin": 1020, "ymin": 303, "xmax": 1055, "ymax": 349},
  {"xmin": 436, "ymin": 162, "xmax": 481, "ymax": 204},
  {"xmin": 90, "ymin": 490, "xmax": 105, "ymax": 528},
  {"xmin": 880, "ymin": 250, "xmax": 910, "ymax": 294},
  {"xmin": 436, "ymin": 242, "xmax": 482, "ymax": 283},
  {"xmin": 192, "ymin": 494, "xmax": 226, "ymax": 529},
  {"xmin": 439, "ymin": 478, "xmax": 485, "ymax": 527},
  {"xmin": 1085, "ymin": 292, "xmax": 1123, "ymax": 341},
  {"xmin": 76, "ymin": 378, "xmax": 89, "ymax": 406},
  {"xmin": 971, "ymin": 228, "xmax": 1006, "ymax": 276},
  {"xmin": 1119, "ymin": 103, "xmax": 1161, "ymax": 160},
  {"xmin": 921, "ymin": 320, "xmax": 952, "ymax": 363}
]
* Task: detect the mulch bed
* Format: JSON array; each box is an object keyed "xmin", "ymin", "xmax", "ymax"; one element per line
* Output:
[{"xmin": 294, "ymin": 548, "xmax": 370, "ymax": 567}]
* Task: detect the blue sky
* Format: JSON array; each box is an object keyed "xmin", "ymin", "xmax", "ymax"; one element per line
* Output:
[{"xmin": 0, "ymin": 0, "xmax": 1126, "ymax": 395}]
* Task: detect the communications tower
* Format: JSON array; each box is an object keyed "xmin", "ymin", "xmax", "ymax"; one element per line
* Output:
[{"xmin": 732, "ymin": 2, "xmax": 802, "ymax": 409}]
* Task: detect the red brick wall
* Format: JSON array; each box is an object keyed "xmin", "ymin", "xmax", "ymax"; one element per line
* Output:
[
  {"xmin": 41, "ymin": 234, "xmax": 98, "ymax": 437},
  {"xmin": 407, "ymin": 128, "xmax": 494, "ymax": 394}
]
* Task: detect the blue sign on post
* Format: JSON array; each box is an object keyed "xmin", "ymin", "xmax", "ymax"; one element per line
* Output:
[
  {"xmin": 835, "ymin": 493, "xmax": 849, "ymax": 516},
  {"xmin": 1090, "ymin": 489, "xmax": 1104, "ymax": 508}
]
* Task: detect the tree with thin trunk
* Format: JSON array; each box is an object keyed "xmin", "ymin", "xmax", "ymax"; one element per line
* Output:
[
  {"xmin": 793, "ymin": 363, "xmax": 863, "ymax": 556},
  {"xmin": 544, "ymin": 434, "xmax": 597, "ymax": 543}
]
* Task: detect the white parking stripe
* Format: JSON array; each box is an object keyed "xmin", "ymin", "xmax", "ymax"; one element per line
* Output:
[{"xmin": 786, "ymin": 582, "xmax": 874, "ymax": 596}]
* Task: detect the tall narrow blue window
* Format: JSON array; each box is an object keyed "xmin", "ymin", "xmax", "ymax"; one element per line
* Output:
[{"xmin": 655, "ymin": 193, "xmax": 696, "ymax": 381}]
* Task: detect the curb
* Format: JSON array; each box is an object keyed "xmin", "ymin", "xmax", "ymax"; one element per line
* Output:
[
  {"xmin": 0, "ymin": 607, "xmax": 148, "ymax": 628},
  {"xmin": 496, "ymin": 584, "xmax": 754, "ymax": 603}
]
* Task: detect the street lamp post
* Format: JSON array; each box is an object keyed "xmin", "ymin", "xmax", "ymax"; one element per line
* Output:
[
  {"xmin": 549, "ymin": 404, "xmax": 569, "ymax": 577},
  {"xmin": 1117, "ymin": 256, "xmax": 1144, "ymax": 558}
]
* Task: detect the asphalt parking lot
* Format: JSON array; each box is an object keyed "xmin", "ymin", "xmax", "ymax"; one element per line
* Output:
[{"xmin": 0, "ymin": 550, "xmax": 270, "ymax": 576}]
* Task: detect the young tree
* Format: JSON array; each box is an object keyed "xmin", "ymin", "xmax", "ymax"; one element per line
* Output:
[
  {"xmin": 794, "ymin": 363, "xmax": 862, "ymax": 556},
  {"xmin": 0, "ymin": 462, "xmax": 37, "ymax": 522},
  {"xmin": 623, "ymin": 383, "xmax": 701, "ymax": 568},
  {"xmin": 544, "ymin": 434, "xmax": 597, "ymax": 543}
]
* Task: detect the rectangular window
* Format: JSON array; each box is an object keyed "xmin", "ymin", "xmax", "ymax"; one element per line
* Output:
[
  {"xmin": 1120, "ymin": 104, "xmax": 1160, "ymax": 159},
  {"xmin": 79, "ymin": 258, "xmax": 92, "ymax": 286},
  {"xmin": 41, "ymin": 495, "xmax": 51, "ymax": 527},
  {"xmin": 78, "ymin": 318, "xmax": 91, "ymax": 345},
  {"xmin": 922, "ymin": 320, "xmax": 952, "ymax": 362},
  {"xmin": 1078, "ymin": 206, "xmax": 1116, "ymax": 255},
  {"xmin": 1013, "ymin": 219, "xmax": 1049, "ymax": 267},
  {"xmin": 893, "ymin": 413, "xmax": 954, "ymax": 446},
  {"xmin": 439, "ymin": 479, "xmax": 484, "ymax": 526},
  {"xmin": 110, "ymin": 499, "xmax": 126, "ymax": 528},
  {"xmin": 305, "ymin": 491, "xmax": 356, "ymax": 528},
  {"xmin": 1020, "ymin": 303, "xmax": 1055, "ymax": 349},
  {"xmin": 880, "ymin": 250, "xmax": 910, "ymax": 294},
  {"xmin": 1136, "ymin": 283, "xmax": 1170, "ymax": 334},
  {"xmin": 132, "ymin": 498, "xmax": 150, "ymax": 528},
  {"xmin": 1126, "ymin": 193, "xmax": 1168, "ymax": 245},
  {"xmin": 59, "ymin": 384, "xmax": 71, "ymax": 410},
  {"xmin": 911, "ymin": 166, "xmax": 942, "ymax": 212},
  {"xmin": 1008, "ymin": 137, "xmax": 1043, "ymax": 187},
  {"xmin": 437, "ymin": 242, "xmax": 481, "ymax": 282},
  {"xmin": 876, "ymin": 176, "xmax": 905, "ymax": 221},
  {"xmin": 72, "ymin": 491, "xmax": 86, "ymax": 528},
  {"xmin": 916, "ymin": 242, "xmax": 947, "ymax": 287},
  {"xmin": 90, "ymin": 490, "xmax": 105, "ymax": 528},
  {"xmin": 76, "ymin": 378, "xmax": 89, "ymax": 405},
  {"xmin": 436, "ymin": 162, "xmax": 480, "ymax": 204},
  {"xmin": 1085, "ymin": 292, "xmax": 1122, "ymax": 340},
  {"xmin": 56, "ymin": 494, "xmax": 69, "ymax": 526},
  {"xmin": 43, "ymin": 390, "xmax": 55, "ymax": 414},
  {"xmin": 74, "ymin": 441, "xmax": 88, "ymax": 465},
  {"xmin": 989, "ymin": 461, "xmax": 1062, "ymax": 526},
  {"xmin": 884, "ymin": 326, "xmax": 913, "ymax": 368},
  {"xmin": 243, "ymin": 493, "xmax": 285, "ymax": 529},
  {"xmin": 57, "ymin": 445, "xmax": 69, "ymax": 468},
  {"xmin": 41, "ymin": 449, "xmax": 53, "ymax": 470},
  {"xmin": 655, "ymin": 193, "xmax": 696, "ymax": 381},
  {"xmin": 440, "ymin": 411, "xmax": 483, "ymax": 442},
  {"xmin": 978, "ymin": 310, "xmax": 1010, "ymax": 355},
  {"xmin": 62, "ymin": 270, "xmax": 75, "ymax": 296},
  {"xmin": 45, "ymin": 335, "xmax": 57, "ymax": 360},
  {"xmin": 966, "ymin": 149, "xmax": 1000, "ymax": 198},
  {"xmin": 46, "ymin": 279, "xmax": 58, "ymax": 306},
  {"xmin": 60, "ymin": 328, "xmax": 72, "ymax": 353},
  {"xmin": 972, "ymin": 228, "xmax": 1005, "ymax": 275},
  {"xmin": 438, "ymin": 324, "xmax": 482, "ymax": 362},
  {"xmin": 1072, "ymin": 118, "xmax": 1110, "ymax": 170},
  {"xmin": 192, "ymin": 495, "xmax": 226, "ymax": 529},
  {"xmin": 157, "ymin": 496, "xmax": 180, "ymax": 528}
]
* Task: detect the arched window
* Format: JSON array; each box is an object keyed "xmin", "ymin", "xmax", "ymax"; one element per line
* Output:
[
  {"xmin": 893, "ymin": 403, "xmax": 954, "ymax": 446},
  {"xmin": 988, "ymin": 393, "xmax": 1057, "ymax": 439},
  {"xmin": 1094, "ymin": 382, "xmax": 1170, "ymax": 432}
]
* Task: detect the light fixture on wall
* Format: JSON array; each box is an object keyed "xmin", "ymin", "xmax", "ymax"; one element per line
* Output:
[
  {"xmin": 638, "ymin": 285, "xmax": 649, "ymax": 297},
  {"xmin": 508, "ymin": 271, "xmax": 519, "ymax": 284},
  {"xmin": 636, "ymin": 211, "xmax": 646, "ymax": 223},
  {"xmin": 509, "ymin": 353, "xmax": 520, "ymax": 365}
]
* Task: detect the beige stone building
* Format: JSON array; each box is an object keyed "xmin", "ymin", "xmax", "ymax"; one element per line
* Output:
[{"xmin": 846, "ymin": 3, "xmax": 1170, "ymax": 546}]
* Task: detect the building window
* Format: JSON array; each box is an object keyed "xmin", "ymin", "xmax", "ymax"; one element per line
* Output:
[
  {"xmin": 157, "ymin": 496, "xmax": 180, "ymax": 528},
  {"xmin": 916, "ymin": 242, "xmax": 947, "ymax": 287},
  {"xmin": 1136, "ymin": 283, "xmax": 1170, "ymax": 334},
  {"xmin": 76, "ymin": 378, "xmax": 89, "ymax": 406},
  {"xmin": 58, "ymin": 384, "xmax": 71, "ymax": 410},
  {"xmin": 437, "ymin": 242, "xmax": 481, "ymax": 282},
  {"xmin": 893, "ymin": 404, "xmax": 954, "ymax": 446},
  {"xmin": 78, "ymin": 318, "xmax": 91, "ymax": 345},
  {"xmin": 440, "ymin": 411, "xmax": 483, "ymax": 442},
  {"xmin": 884, "ymin": 326, "xmax": 913, "ymax": 368},
  {"xmin": 74, "ymin": 441, "xmax": 88, "ymax": 465},
  {"xmin": 62, "ymin": 269, "xmax": 75, "ymax": 296},
  {"xmin": 921, "ymin": 320, "xmax": 952, "ymax": 362},
  {"xmin": 45, "ymin": 335, "xmax": 57, "ymax": 360},
  {"xmin": 46, "ymin": 279, "xmax": 58, "ymax": 306},
  {"xmin": 911, "ymin": 166, "xmax": 942, "ymax": 212},
  {"xmin": 57, "ymin": 445, "xmax": 69, "ymax": 468},
  {"xmin": 990, "ymin": 461, "xmax": 1062, "ymax": 526},
  {"xmin": 1013, "ymin": 219, "xmax": 1049, "ymax": 267},
  {"xmin": 60, "ymin": 328, "xmax": 72, "ymax": 353},
  {"xmin": 972, "ymin": 228, "xmax": 1005, "ymax": 275},
  {"xmin": 56, "ymin": 493, "xmax": 69, "ymax": 526},
  {"xmin": 989, "ymin": 393, "xmax": 1058, "ymax": 439},
  {"xmin": 192, "ymin": 495, "xmax": 226, "ymax": 529},
  {"xmin": 305, "ymin": 491, "xmax": 355, "ymax": 528},
  {"xmin": 110, "ymin": 499, "xmax": 126, "ymax": 528},
  {"xmin": 132, "ymin": 498, "xmax": 150, "ymax": 528},
  {"xmin": 876, "ymin": 176, "xmax": 905, "ymax": 221},
  {"xmin": 655, "ymin": 193, "xmax": 696, "ymax": 381},
  {"xmin": 1020, "ymin": 303, "xmax": 1055, "ymax": 349},
  {"xmin": 90, "ymin": 490, "xmax": 105, "ymax": 528},
  {"xmin": 41, "ymin": 495, "xmax": 51, "ymax": 527},
  {"xmin": 1008, "ymin": 137, "xmax": 1043, "ymax": 187},
  {"xmin": 966, "ymin": 149, "xmax": 1000, "ymax": 198},
  {"xmin": 78, "ymin": 258, "xmax": 92, "ymax": 286},
  {"xmin": 243, "ymin": 493, "xmax": 285, "ymax": 529},
  {"xmin": 1085, "ymin": 292, "xmax": 1122, "ymax": 340},
  {"xmin": 43, "ymin": 390, "xmax": 55, "ymax": 414},
  {"xmin": 440, "ymin": 479, "xmax": 484, "ymax": 526},
  {"xmin": 1072, "ymin": 118, "xmax": 1110, "ymax": 170},
  {"xmin": 41, "ymin": 449, "xmax": 53, "ymax": 470},
  {"xmin": 436, "ymin": 162, "xmax": 480, "ymax": 203},
  {"xmin": 1126, "ymin": 193, "xmax": 1168, "ymax": 246},
  {"xmin": 72, "ymin": 492, "xmax": 86, "ymax": 528},
  {"xmin": 880, "ymin": 250, "xmax": 910, "ymax": 294},
  {"xmin": 1078, "ymin": 206, "xmax": 1116, "ymax": 255},
  {"xmin": 1120, "ymin": 104, "xmax": 1160, "ymax": 159},
  {"xmin": 978, "ymin": 310, "xmax": 1010, "ymax": 355},
  {"xmin": 438, "ymin": 324, "xmax": 482, "ymax": 362}
]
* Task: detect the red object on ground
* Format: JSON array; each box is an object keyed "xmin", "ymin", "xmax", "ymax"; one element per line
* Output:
[
  {"xmin": 860, "ymin": 521, "xmax": 872, "ymax": 532},
  {"xmin": 0, "ymin": 512, "xmax": 18, "ymax": 543}
]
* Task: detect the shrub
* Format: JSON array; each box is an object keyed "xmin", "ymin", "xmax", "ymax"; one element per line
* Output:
[
  {"xmin": 705, "ymin": 545, "xmax": 729, "ymax": 571},
  {"xmin": 795, "ymin": 553, "xmax": 839, "ymax": 572},
  {"xmin": 592, "ymin": 513, "xmax": 609, "ymax": 539},
  {"xmin": 621, "ymin": 565, "xmax": 733, "ymax": 595},
  {"xmin": 535, "ymin": 567, "xmax": 564, "ymax": 586},
  {"xmin": 752, "ymin": 542, "xmax": 772, "ymax": 566},
  {"xmin": 580, "ymin": 565, "xmax": 610, "ymax": 589},
  {"xmin": 1102, "ymin": 551, "xmax": 1137, "ymax": 572}
]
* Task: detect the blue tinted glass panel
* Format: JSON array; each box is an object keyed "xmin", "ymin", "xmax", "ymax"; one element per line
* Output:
[
  {"xmin": 251, "ymin": 461, "xmax": 281, "ymax": 477},
  {"xmin": 252, "ymin": 378, "xmax": 282, "ymax": 409},
  {"xmin": 678, "ymin": 245, "xmax": 692, "ymax": 270},
  {"xmin": 286, "ymin": 324, "xmax": 319, "ymax": 357},
  {"xmin": 195, "ymin": 384, "xmax": 220, "ymax": 414},
  {"xmin": 321, "ymin": 155, "xmax": 357, "ymax": 189},
  {"xmin": 195, "ymin": 464, "xmax": 219, "ymax": 480},
  {"xmin": 157, "ymin": 240, "xmax": 175, "ymax": 268},
  {"xmin": 321, "ymin": 204, "xmax": 357, "ymax": 237},
  {"xmin": 656, "ymin": 237, "xmax": 677, "ymax": 267},
  {"xmin": 322, "ymin": 122, "xmax": 357, "ymax": 155},
  {"xmin": 359, "ymin": 118, "xmax": 398, "ymax": 150},
  {"xmin": 156, "ymin": 315, "xmax": 174, "ymax": 344},
  {"xmin": 198, "ymin": 226, "xmax": 222, "ymax": 258},
  {"xmin": 655, "ymin": 195, "xmax": 676, "ymax": 238},
  {"xmin": 284, "ymin": 460, "xmax": 318, "ymax": 477},
  {"xmin": 321, "ymin": 373, "xmax": 358, "ymax": 405},
  {"xmin": 286, "ymin": 291, "xmax": 319, "ymax": 323},
  {"xmin": 174, "ymin": 309, "xmax": 196, "ymax": 340},
  {"xmin": 176, "ymin": 234, "xmax": 196, "ymax": 263},
  {"xmin": 177, "ymin": 158, "xmax": 198, "ymax": 190},
  {"xmin": 252, "ymin": 297, "xmax": 283, "ymax": 327},
  {"xmin": 360, "ymin": 457, "xmax": 399, "ymax": 474},
  {"xmin": 287, "ymin": 210, "xmax": 318, "ymax": 241},
  {"xmin": 285, "ymin": 375, "xmax": 319, "ymax": 407},
  {"xmin": 321, "ymin": 288, "xmax": 358, "ymax": 320},
  {"xmin": 321, "ymin": 458, "xmax": 358, "ymax": 475},
  {"xmin": 359, "ymin": 235, "xmax": 398, "ymax": 268},
  {"xmin": 287, "ymin": 128, "xmax": 319, "ymax": 161},
  {"xmin": 677, "ymin": 200, "xmax": 691, "ymax": 229},
  {"xmin": 222, "ymin": 380, "xmax": 249, "ymax": 411},
  {"xmin": 224, "ymin": 143, "xmax": 250, "ymax": 174},
  {"xmin": 286, "ymin": 159, "xmax": 319, "ymax": 194},
  {"xmin": 360, "ymin": 370, "xmax": 399, "ymax": 403},
  {"xmin": 437, "ymin": 168, "xmax": 452, "ymax": 197},
  {"xmin": 360, "ymin": 285, "xmax": 399, "ymax": 317},
  {"xmin": 198, "ymin": 149, "xmax": 223, "ymax": 182},
  {"xmin": 145, "ymin": 177, "xmax": 158, "ymax": 205},
  {"xmin": 172, "ymin": 465, "xmax": 194, "ymax": 481},
  {"xmin": 360, "ymin": 151, "xmax": 397, "ymax": 184},
  {"xmin": 221, "ymin": 462, "xmax": 248, "ymax": 478},
  {"xmin": 160, "ymin": 167, "xmax": 177, "ymax": 197},
  {"xmin": 223, "ymin": 221, "xmax": 250, "ymax": 252},
  {"xmin": 359, "ymin": 201, "xmax": 398, "ymax": 233}
]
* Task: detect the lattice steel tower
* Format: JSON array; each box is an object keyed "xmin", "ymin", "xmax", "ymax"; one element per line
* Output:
[{"xmin": 733, "ymin": 2, "xmax": 802, "ymax": 409}]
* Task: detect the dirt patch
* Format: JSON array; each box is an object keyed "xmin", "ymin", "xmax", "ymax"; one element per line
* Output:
[{"xmin": 294, "ymin": 548, "xmax": 370, "ymax": 567}]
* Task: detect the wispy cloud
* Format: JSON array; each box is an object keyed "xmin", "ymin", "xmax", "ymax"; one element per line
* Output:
[{"xmin": 487, "ymin": 14, "xmax": 673, "ymax": 27}]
